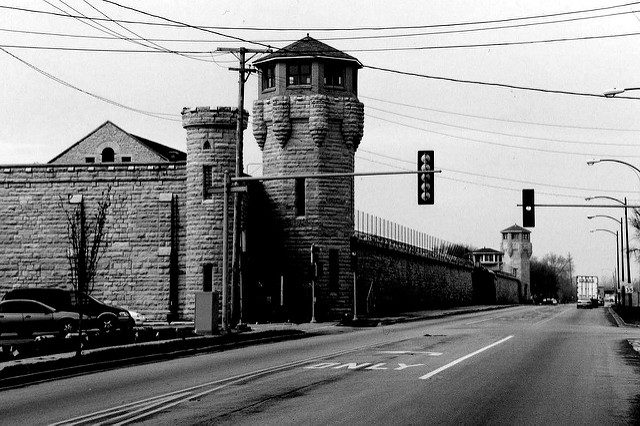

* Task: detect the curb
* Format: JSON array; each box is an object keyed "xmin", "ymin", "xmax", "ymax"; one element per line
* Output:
[
  {"xmin": 374, "ymin": 305, "xmax": 515, "ymax": 326},
  {"xmin": 0, "ymin": 329, "xmax": 306, "ymax": 389},
  {"xmin": 608, "ymin": 306, "xmax": 640, "ymax": 328}
]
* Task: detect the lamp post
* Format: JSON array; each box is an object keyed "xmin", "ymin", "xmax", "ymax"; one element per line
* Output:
[
  {"xmin": 587, "ymin": 215, "xmax": 625, "ymax": 283},
  {"xmin": 590, "ymin": 228, "xmax": 620, "ymax": 303},
  {"xmin": 585, "ymin": 195, "xmax": 631, "ymax": 288}
]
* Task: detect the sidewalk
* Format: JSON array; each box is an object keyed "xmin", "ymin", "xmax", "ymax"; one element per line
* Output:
[{"xmin": 0, "ymin": 304, "xmax": 514, "ymax": 388}]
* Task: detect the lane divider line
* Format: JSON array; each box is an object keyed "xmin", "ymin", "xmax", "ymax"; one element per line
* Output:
[
  {"xmin": 419, "ymin": 335, "xmax": 514, "ymax": 380},
  {"xmin": 465, "ymin": 317, "xmax": 495, "ymax": 325}
]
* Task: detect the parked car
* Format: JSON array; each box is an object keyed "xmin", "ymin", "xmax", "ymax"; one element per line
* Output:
[
  {"xmin": 0, "ymin": 299, "xmax": 78, "ymax": 337},
  {"xmin": 2, "ymin": 288, "xmax": 134, "ymax": 333}
]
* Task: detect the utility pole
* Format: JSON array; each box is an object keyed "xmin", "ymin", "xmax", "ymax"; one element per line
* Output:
[
  {"xmin": 217, "ymin": 46, "xmax": 270, "ymax": 328},
  {"xmin": 624, "ymin": 197, "xmax": 631, "ymax": 288}
]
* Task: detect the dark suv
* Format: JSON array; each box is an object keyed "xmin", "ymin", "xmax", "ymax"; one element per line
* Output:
[{"xmin": 2, "ymin": 288, "xmax": 134, "ymax": 332}]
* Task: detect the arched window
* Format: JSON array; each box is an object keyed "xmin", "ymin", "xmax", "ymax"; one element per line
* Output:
[
  {"xmin": 203, "ymin": 141, "xmax": 211, "ymax": 150},
  {"xmin": 101, "ymin": 147, "xmax": 115, "ymax": 163}
]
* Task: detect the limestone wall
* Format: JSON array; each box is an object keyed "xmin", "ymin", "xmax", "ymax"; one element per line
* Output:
[
  {"xmin": 353, "ymin": 236, "xmax": 474, "ymax": 315},
  {"xmin": 0, "ymin": 163, "xmax": 186, "ymax": 320}
]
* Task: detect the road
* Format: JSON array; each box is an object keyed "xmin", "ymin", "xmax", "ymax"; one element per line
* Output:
[{"xmin": 1, "ymin": 305, "xmax": 639, "ymax": 425}]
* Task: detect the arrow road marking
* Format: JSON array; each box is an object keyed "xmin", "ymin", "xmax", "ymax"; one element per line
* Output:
[{"xmin": 419, "ymin": 335, "xmax": 514, "ymax": 380}]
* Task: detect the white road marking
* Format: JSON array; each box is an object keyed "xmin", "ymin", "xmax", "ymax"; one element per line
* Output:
[
  {"xmin": 419, "ymin": 335, "xmax": 514, "ymax": 380},
  {"xmin": 465, "ymin": 317, "xmax": 496, "ymax": 325},
  {"xmin": 533, "ymin": 307, "xmax": 568, "ymax": 326},
  {"xmin": 378, "ymin": 350, "xmax": 442, "ymax": 356}
]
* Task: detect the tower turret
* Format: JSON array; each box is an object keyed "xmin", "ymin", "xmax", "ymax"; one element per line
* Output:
[
  {"xmin": 500, "ymin": 224, "xmax": 532, "ymax": 301},
  {"xmin": 252, "ymin": 37, "xmax": 364, "ymax": 319}
]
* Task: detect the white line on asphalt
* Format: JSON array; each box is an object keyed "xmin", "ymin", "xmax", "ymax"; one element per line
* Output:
[
  {"xmin": 533, "ymin": 306, "xmax": 569, "ymax": 326},
  {"xmin": 419, "ymin": 335, "xmax": 514, "ymax": 380},
  {"xmin": 378, "ymin": 351, "xmax": 442, "ymax": 356},
  {"xmin": 465, "ymin": 317, "xmax": 496, "ymax": 325}
]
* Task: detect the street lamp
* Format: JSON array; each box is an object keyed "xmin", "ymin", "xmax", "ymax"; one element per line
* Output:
[
  {"xmin": 585, "ymin": 195, "xmax": 631, "ymax": 287},
  {"xmin": 587, "ymin": 215, "xmax": 625, "ymax": 283},
  {"xmin": 590, "ymin": 228, "xmax": 620, "ymax": 301},
  {"xmin": 603, "ymin": 87, "xmax": 640, "ymax": 98}
]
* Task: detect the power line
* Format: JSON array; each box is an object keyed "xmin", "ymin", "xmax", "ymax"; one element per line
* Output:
[
  {"xmin": 4, "ymin": 7, "xmax": 640, "ymax": 43},
  {"xmin": 363, "ymin": 65, "xmax": 640, "ymax": 101},
  {"xmin": 345, "ymin": 30, "xmax": 640, "ymax": 52},
  {"xmin": 365, "ymin": 104, "xmax": 640, "ymax": 147},
  {"xmin": 99, "ymin": 0, "xmax": 276, "ymax": 51},
  {"xmin": 0, "ymin": 46, "xmax": 180, "ymax": 121},
  {"xmin": 357, "ymin": 149, "xmax": 635, "ymax": 195},
  {"xmin": 2, "ymin": 1, "xmax": 640, "ymax": 31},
  {"xmin": 360, "ymin": 95, "xmax": 640, "ymax": 132},
  {"xmin": 79, "ymin": 0, "xmax": 211, "ymax": 62},
  {"xmin": 366, "ymin": 113, "xmax": 640, "ymax": 158},
  {"xmin": 354, "ymin": 155, "xmax": 591, "ymax": 199}
]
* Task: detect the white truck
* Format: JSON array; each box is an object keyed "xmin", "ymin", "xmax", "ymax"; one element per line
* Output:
[{"xmin": 576, "ymin": 275, "xmax": 599, "ymax": 308}]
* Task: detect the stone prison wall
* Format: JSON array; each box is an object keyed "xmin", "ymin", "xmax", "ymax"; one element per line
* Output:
[{"xmin": 0, "ymin": 163, "xmax": 187, "ymax": 321}]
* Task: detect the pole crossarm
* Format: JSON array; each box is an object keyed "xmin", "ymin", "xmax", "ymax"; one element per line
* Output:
[{"xmin": 232, "ymin": 169, "xmax": 442, "ymax": 183}]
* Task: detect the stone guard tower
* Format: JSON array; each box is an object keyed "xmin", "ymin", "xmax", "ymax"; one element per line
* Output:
[
  {"xmin": 252, "ymin": 37, "xmax": 364, "ymax": 320},
  {"xmin": 500, "ymin": 224, "xmax": 532, "ymax": 301}
]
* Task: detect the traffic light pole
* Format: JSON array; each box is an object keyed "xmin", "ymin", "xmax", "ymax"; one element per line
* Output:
[{"xmin": 218, "ymin": 169, "xmax": 441, "ymax": 329}]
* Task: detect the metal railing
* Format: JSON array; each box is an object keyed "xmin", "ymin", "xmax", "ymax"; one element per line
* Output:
[{"xmin": 354, "ymin": 210, "xmax": 471, "ymax": 264}]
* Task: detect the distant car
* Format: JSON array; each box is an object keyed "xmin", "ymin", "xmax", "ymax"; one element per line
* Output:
[
  {"xmin": 0, "ymin": 299, "xmax": 78, "ymax": 337},
  {"xmin": 542, "ymin": 298, "xmax": 558, "ymax": 305},
  {"xmin": 2, "ymin": 288, "xmax": 134, "ymax": 333}
]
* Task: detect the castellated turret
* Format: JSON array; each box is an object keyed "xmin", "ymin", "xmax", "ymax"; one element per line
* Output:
[
  {"xmin": 252, "ymin": 37, "xmax": 364, "ymax": 320},
  {"xmin": 181, "ymin": 107, "xmax": 247, "ymax": 318}
]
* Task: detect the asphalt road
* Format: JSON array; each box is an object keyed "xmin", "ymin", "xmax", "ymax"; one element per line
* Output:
[{"xmin": 1, "ymin": 305, "xmax": 640, "ymax": 425}]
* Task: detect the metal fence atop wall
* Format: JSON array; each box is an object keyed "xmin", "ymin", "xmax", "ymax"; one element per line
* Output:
[{"xmin": 353, "ymin": 210, "xmax": 471, "ymax": 265}]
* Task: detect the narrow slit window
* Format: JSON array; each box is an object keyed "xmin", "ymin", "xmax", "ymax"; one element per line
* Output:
[
  {"xmin": 295, "ymin": 177, "xmax": 305, "ymax": 216},
  {"xmin": 329, "ymin": 249, "xmax": 339, "ymax": 291},
  {"xmin": 203, "ymin": 264, "xmax": 213, "ymax": 292},
  {"xmin": 203, "ymin": 165, "xmax": 213, "ymax": 200}
]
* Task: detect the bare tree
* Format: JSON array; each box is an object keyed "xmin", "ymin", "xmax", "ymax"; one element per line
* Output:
[{"xmin": 63, "ymin": 188, "xmax": 111, "ymax": 356}]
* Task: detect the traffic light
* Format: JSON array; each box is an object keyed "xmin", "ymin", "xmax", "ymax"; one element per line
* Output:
[
  {"xmin": 418, "ymin": 150, "xmax": 434, "ymax": 205},
  {"xmin": 522, "ymin": 189, "xmax": 535, "ymax": 227}
]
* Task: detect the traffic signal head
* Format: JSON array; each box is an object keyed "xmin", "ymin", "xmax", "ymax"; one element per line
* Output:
[
  {"xmin": 522, "ymin": 189, "xmax": 535, "ymax": 227},
  {"xmin": 418, "ymin": 150, "xmax": 434, "ymax": 205}
]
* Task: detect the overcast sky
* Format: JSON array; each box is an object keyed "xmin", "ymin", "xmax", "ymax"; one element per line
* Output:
[{"xmin": 2, "ymin": 0, "xmax": 640, "ymax": 286}]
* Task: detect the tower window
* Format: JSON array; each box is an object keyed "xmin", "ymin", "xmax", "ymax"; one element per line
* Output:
[
  {"xmin": 121, "ymin": 156, "xmax": 131, "ymax": 162},
  {"xmin": 85, "ymin": 157, "xmax": 95, "ymax": 164},
  {"xmin": 295, "ymin": 178, "xmax": 305, "ymax": 216},
  {"xmin": 203, "ymin": 165, "xmax": 213, "ymax": 200},
  {"xmin": 203, "ymin": 263, "xmax": 213, "ymax": 292},
  {"xmin": 101, "ymin": 147, "xmax": 115, "ymax": 163},
  {"xmin": 262, "ymin": 64, "xmax": 275, "ymax": 90},
  {"xmin": 203, "ymin": 140, "xmax": 211, "ymax": 150},
  {"xmin": 324, "ymin": 63, "xmax": 345, "ymax": 87},
  {"xmin": 287, "ymin": 62, "xmax": 311, "ymax": 86}
]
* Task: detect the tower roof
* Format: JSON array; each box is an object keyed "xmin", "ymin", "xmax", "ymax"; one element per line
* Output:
[
  {"xmin": 253, "ymin": 36, "xmax": 362, "ymax": 67},
  {"xmin": 501, "ymin": 224, "xmax": 531, "ymax": 234}
]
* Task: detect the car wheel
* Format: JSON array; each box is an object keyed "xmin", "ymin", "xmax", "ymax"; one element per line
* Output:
[
  {"xmin": 99, "ymin": 316, "xmax": 117, "ymax": 334},
  {"xmin": 60, "ymin": 319, "xmax": 76, "ymax": 337}
]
